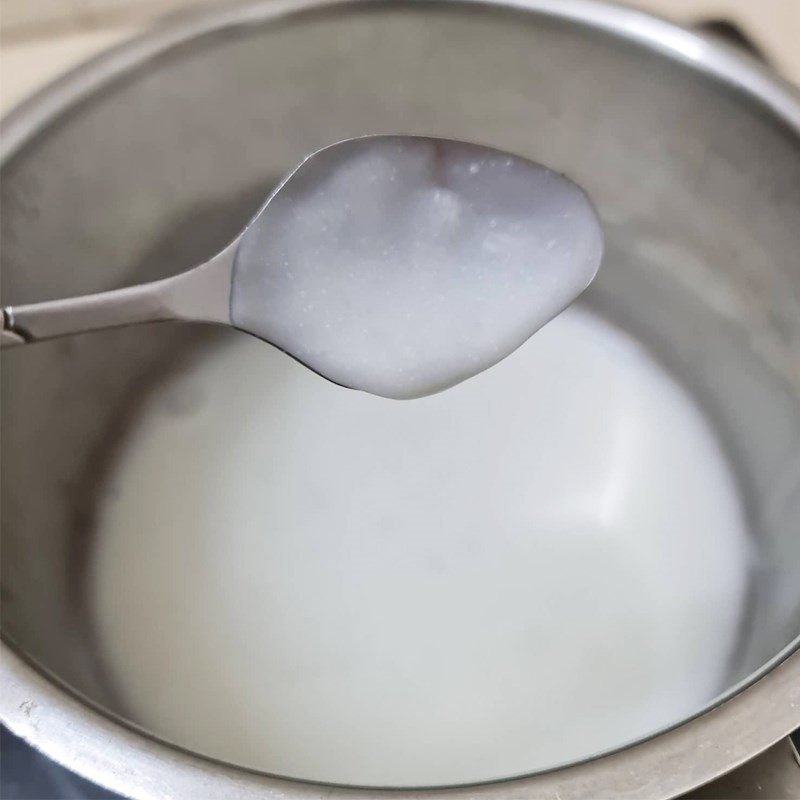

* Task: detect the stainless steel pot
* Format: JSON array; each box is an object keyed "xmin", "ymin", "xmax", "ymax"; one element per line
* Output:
[{"xmin": 1, "ymin": 1, "xmax": 799, "ymax": 798}]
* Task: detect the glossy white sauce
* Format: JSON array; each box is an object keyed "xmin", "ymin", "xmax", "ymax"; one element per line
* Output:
[
  {"xmin": 91, "ymin": 306, "xmax": 749, "ymax": 786},
  {"xmin": 230, "ymin": 137, "xmax": 602, "ymax": 398}
]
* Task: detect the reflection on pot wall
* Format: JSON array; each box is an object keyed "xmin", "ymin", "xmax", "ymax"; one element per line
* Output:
[{"xmin": 1, "ymin": 1, "xmax": 799, "ymax": 116}]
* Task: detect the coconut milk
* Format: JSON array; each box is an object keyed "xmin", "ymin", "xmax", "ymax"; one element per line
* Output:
[{"xmin": 91, "ymin": 306, "xmax": 749, "ymax": 786}]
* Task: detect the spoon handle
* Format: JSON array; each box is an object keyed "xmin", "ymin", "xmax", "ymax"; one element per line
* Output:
[
  {"xmin": 3, "ymin": 279, "xmax": 178, "ymax": 347},
  {"xmin": 2, "ymin": 245, "xmax": 235, "ymax": 348}
]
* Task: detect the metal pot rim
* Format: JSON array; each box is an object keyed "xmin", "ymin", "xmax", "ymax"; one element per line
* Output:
[{"xmin": 2, "ymin": 1, "xmax": 799, "ymax": 798}]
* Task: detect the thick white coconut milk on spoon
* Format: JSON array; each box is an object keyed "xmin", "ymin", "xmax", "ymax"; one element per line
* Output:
[{"xmin": 231, "ymin": 136, "xmax": 603, "ymax": 398}]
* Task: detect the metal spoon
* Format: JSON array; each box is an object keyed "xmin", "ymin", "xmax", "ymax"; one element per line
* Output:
[{"xmin": 1, "ymin": 135, "xmax": 603, "ymax": 399}]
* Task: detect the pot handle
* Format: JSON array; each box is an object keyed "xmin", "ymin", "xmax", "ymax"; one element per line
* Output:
[{"xmin": 693, "ymin": 18, "xmax": 770, "ymax": 66}]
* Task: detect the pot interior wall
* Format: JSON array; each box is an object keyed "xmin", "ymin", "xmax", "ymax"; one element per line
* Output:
[{"xmin": 2, "ymin": 0, "xmax": 799, "ymax": 785}]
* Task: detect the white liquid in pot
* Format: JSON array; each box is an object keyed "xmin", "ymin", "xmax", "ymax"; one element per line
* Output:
[{"xmin": 91, "ymin": 306, "xmax": 750, "ymax": 786}]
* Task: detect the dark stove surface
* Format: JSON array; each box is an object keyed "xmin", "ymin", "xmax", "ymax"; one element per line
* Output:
[{"xmin": 1, "ymin": 726, "xmax": 121, "ymax": 800}]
